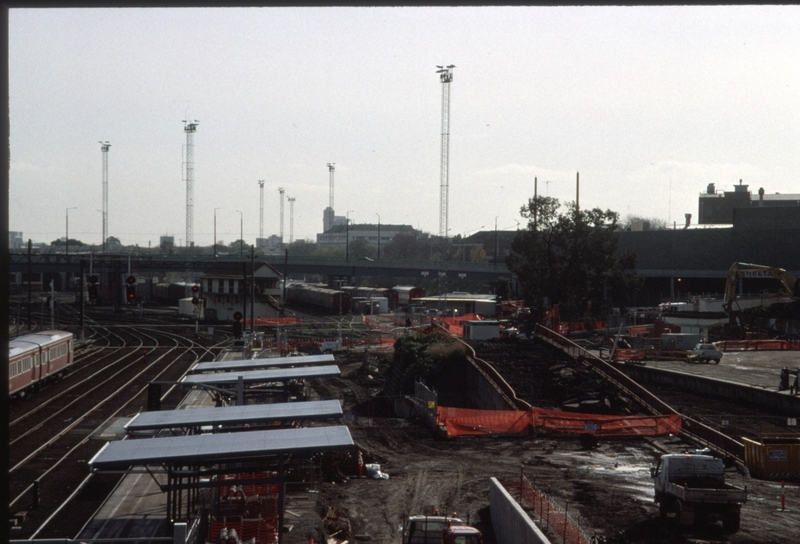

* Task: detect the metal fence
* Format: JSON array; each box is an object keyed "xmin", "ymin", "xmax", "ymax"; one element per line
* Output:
[{"xmin": 503, "ymin": 477, "xmax": 595, "ymax": 544}]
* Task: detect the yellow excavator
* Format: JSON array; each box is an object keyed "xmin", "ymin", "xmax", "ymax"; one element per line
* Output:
[{"xmin": 722, "ymin": 262, "xmax": 800, "ymax": 315}]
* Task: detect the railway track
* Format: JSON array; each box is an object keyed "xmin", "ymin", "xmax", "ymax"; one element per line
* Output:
[{"xmin": 7, "ymin": 306, "xmax": 231, "ymax": 540}]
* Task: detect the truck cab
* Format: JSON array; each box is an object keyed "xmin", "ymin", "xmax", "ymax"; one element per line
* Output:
[
  {"xmin": 403, "ymin": 515, "xmax": 465, "ymax": 544},
  {"xmin": 651, "ymin": 452, "xmax": 746, "ymax": 532},
  {"xmin": 443, "ymin": 525, "xmax": 483, "ymax": 544}
]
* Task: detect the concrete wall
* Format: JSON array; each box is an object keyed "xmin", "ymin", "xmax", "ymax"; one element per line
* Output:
[
  {"xmin": 489, "ymin": 478, "xmax": 551, "ymax": 544},
  {"xmin": 615, "ymin": 364, "xmax": 800, "ymax": 415}
]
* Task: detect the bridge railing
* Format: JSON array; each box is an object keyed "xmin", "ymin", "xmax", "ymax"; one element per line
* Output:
[{"xmin": 534, "ymin": 324, "xmax": 745, "ymax": 462}]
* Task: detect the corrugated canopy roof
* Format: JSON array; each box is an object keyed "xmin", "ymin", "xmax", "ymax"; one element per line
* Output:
[
  {"xmin": 89, "ymin": 425, "xmax": 353, "ymax": 470},
  {"xmin": 190, "ymin": 354, "xmax": 335, "ymax": 374},
  {"xmin": 181, "ymin": 365, "xmax": 341, "ymax": 386},
  {"xmin": 125, "ymin": 400, "xmax": 342, "ymax": 432}
]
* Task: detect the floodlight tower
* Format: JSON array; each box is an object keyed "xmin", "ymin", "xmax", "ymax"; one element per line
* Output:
[
  {"xmin": 182, "ymin": 120, "xmax": 199, "ymax": 248},
  {"xmin": 327, "ymin": 163, "xmax": 335, "ymax": 210},
  {"xmin": 323, "ymin": 163, "xmax": 336, "ymax": 233},
  {"xmin": 278, "ymin": 187, "xmax": 285, "ymax": 244},
  {"xmin": 436, "ymin": 65, "xmax": 455, "ymax": 239},
  {"xmin": 288, "ymin": 197, "xmax": 296, "ymax": 244},
  {"xmin": 99, "ymin": 141, "xmax": 111, "ymax": 252},
  {"xmin": 258, "ymin": 180, "xmax": 265, "ymax": 239}
]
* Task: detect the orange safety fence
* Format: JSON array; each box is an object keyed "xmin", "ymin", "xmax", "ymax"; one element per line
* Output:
[
  {"xmin": 716, "ymin": 339, "xmax": 800, "ymax": 351},
  {"xmin": 241, "ymin": 317, "xmax": 303, "ymax": 326},
  {"xmin": 612, "ymin": 349, "xmax": 647, "ymax": 362},
  {"xmin": 437, "ymin": 406, "xmax": 682, "ymax": 438},
  {"xmin": 503, "ymin": 479, "xmax": 592, "ymax": 544}
]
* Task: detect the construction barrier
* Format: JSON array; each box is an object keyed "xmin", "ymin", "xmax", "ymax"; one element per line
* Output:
[
  {"xmin": 503, "ymin": 478, "xmax": 593, "ymax": 544},
  {"xmin": 742, "ymin": 435, "xmax": 800, "ymax": 480},
  {"xmin": 241, "ymin": 317, "xmax": 303, "ymax": 326},
  {"xmin": 716, "ymin": 339, "xmax": 800, "ymax": 352},
  {"xmin": 436, "ymin": 406, "xmax": 682, "ymax": 438}
]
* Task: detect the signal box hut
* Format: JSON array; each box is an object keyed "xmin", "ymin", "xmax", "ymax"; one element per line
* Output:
[{"xmin": 200, "ymin": 262, "xmax": 282, "ymax": 321}]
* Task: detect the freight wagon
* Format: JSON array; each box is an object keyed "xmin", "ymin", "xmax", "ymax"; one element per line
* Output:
[{"xmin": 286, "ymin": 284, "xmax": 351, "ymax": 315}]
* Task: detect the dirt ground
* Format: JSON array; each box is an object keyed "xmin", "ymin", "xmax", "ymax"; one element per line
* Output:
[{"xmin": 285, "ymin": 339, "xmax": 800, "ymax": 544}]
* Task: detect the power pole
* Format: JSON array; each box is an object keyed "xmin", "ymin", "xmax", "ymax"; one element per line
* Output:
[
  {"xmin": 288, "ymin": 197, "xmax": 296, "ymax": 244},
  {"xmin": 183, "ymin": 120, "xmax": 199, "ymax": 250},
  {"xmin": 278, "ymin": 187, "xmax": 285, "ymax": 246},
  {"xmin": 258, "ymin": 180, "xmax": 265, "ymax": 240},
  {"xmin": 436, "ymin": 64, "xmax": 455, "ymax": 239}
]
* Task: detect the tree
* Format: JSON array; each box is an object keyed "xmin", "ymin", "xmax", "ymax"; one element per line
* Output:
[
  {"xmin": 620, "ymin": 214, "xmax": 668, "ymax": 231},
  {"xmin": 506, "ymin": 196, "xmax": 639, "ymax": 320}
]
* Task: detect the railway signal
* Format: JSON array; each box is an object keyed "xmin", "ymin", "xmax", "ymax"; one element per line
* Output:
[
  {"xmin": 125, "ymin": 275, "xmax": 136, "ymax": 304},
  {"xmin": 232, "ymin": 311, "xmax": 243, "ymax": 339},
  {"xmin": 88, "ymin": 275, "xmax": 99, "ymax": 303},
  {"xmin": 191, "ymin": 285, "xmax": 200, "ymax": 305}
]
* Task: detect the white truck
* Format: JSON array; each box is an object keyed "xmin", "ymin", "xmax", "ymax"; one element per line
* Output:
[
  {"xmin": 687, "ymin": 343, "xmax": 723, "ymax": 364},
  {"xmin": 651, "ymin": 451, "xmax": 747, "ymax": 533}
]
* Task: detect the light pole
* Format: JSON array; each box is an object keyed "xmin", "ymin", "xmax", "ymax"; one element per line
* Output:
[
  {"xmin": 494, "ymin": 216, "xmax": 501, "ymax": 266},
  {"xmin": 375, "ymin": 213, "xmax": 381, "ymax": 260},
  {"xmin": 96, "ymin": 209, "xmax": 105, "ymax": 253},
  {"xmin": 345, "ymin": 210, "xmax": 353, "ymax": 261},
  {"xmin": 214, "ymin": 207, "xmax": 220, "ymax": 257},
  {"xmin": 65, "ymin": 207, "xmax": 77, "ymax": 256},
  {"xmin": 236, "ymin": 210, "xmax": 243, "ymax": 256}
]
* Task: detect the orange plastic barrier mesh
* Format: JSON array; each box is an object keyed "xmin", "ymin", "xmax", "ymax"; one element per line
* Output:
[
  {"xmin": 437, "ymin": 406, "xmax": 681, "ymax": 438},
  {"xmin": 437, "ymin": 406, "xmax": 531, "ymax": 436},
  {"xmin": 613, "ymin": 349, "xmax": 647, "ymax": 362},
  {"xmin": 716, "ymin": 339, "xmax": 800, "ymax": 351}
]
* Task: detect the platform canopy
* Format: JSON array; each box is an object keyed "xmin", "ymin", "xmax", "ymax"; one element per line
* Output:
[
  {"xmin": 181, "ymin": 365, "xmax": 341, "ymax": 386},
  {"xmin": 190, "ymin": 354, "xmax": 335, "ymax": 374},
  {"xmin": 89, "ymin": 425, "xmax": 354, "ymax": 470},
  {"xmin": 125, "ymin": 400, "xmax": 343, "ymax": 433}
]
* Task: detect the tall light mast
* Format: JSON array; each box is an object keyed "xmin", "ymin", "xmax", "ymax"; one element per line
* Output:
[
  {"xmin": 436, "ymin": 65, "xmax": 455, "ymax": 239},
  {"xmin": 278, "ymin": 187, "xmax": 285, "ymax": 245},
  {"xmin": 327, "ymin": 163, "xmax": 335, "ymax": 210},
  {"xmin": 288, "ymin": 197, "xmax": 296, "ymax": 244},
  {"xmin": 99, "ymin": 141, "xmax": 111, "ymax": 252},
  {"xmin": 182, "ymin": 120, "xmax": 199, "ymax": 248},
  {"xmin": 258, "ymin": 180, "xmax": 265, "ymax": 239}
]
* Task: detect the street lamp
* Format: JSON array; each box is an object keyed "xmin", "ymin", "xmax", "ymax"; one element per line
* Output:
[
  {"xmin": 65, "ymin": 207, "xmax": 77, "ymax": 256},
  {"xmin": 214, "ymin": 207, "xmax": 220, "ymax": 257},
  {"xmin": 235, "ymin": 210, "xmax": 243, "ymax": 256},
  {"xmin": 345, "ymin": 210, "xmax": 353, "ymax": 261},
  {"xmin": 375, "ymin": 213, "xmax": 381, "ymax": 261}
]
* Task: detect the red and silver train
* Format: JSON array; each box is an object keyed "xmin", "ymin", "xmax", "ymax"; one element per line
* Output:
[{"xmin": 9, "ymin": 330, "xmax": 75, "ymax": 398}]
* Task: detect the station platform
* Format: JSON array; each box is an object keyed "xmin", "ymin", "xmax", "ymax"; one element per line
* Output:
[{"xmin": 608, "ymin": 349, "xmax": 800, "ymax": 393}]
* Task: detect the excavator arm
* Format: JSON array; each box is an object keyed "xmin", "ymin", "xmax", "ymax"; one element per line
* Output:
[{"xmin": 722, "ymin": 262, "xmax": 799, "ymax": 314}]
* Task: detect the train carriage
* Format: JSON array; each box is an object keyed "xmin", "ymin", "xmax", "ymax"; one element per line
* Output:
[{"xmin": 9, "ymin": 330, "xmax": 74, "ymax": 398}]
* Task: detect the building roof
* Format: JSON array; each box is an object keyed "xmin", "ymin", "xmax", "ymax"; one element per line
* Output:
[
  {"xmin": 125, "ymin": 399, "xmax": 343, "ymax": 432},
  {"xmin": 200, "ymin": 261, "xmax": 281, "ymax": 280},
  {"xmin": 322, "ymin": 223, "xmax": 416, "ymax": 235},
  {"xmin": 89, "ymin": 425, "xmax": 354, "ymax": 470}
]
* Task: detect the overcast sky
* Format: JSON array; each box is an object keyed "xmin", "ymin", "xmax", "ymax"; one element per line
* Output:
[{"xmin": 9, "ymin": 6, "xmax": 800, "ymax": 248}]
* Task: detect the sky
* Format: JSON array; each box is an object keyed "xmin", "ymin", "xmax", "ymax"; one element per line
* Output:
[{"xmin": 8, "ymin": 6, "xmax": 800, "ymax": 248}]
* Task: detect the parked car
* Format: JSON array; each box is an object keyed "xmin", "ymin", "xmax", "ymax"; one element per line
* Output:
[{"xmin": 688, "ymin": 343, "xmax": 723, "ymax": 364}]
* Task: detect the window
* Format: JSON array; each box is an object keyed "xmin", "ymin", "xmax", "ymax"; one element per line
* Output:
[{"xmin": 228, "ymin": 279, "xmax": 235, "ymax": 294}]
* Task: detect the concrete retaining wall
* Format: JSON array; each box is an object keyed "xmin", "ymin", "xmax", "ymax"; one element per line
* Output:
[
  {"xmin": 489, "ymin": 477, "xmax": 551, "ymax": 544},
  {"xmin": 615, "ymin": 363, "xmax": 800, "ymax": 415}
]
